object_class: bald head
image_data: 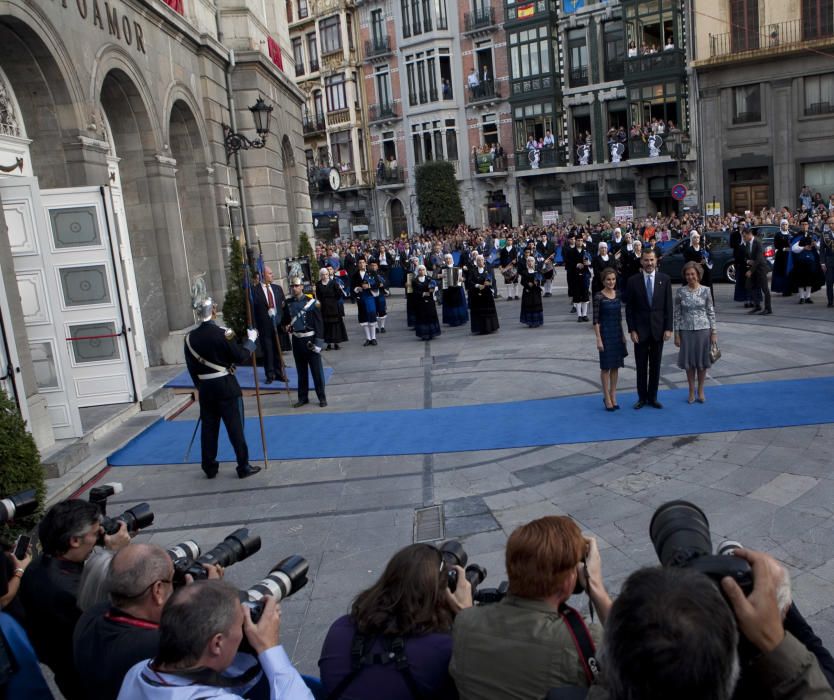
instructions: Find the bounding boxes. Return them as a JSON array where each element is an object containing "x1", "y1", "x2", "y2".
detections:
[
  {"x1": 109, "y1": 543, "x2": 173, "y2": 609},
  {"x1": 263, "y1": 266, "x2": 274, "y2": 283}
]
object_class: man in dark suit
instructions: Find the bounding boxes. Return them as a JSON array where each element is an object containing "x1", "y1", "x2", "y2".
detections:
[
  {"x1": 252, "y1": 266, "x2": 288, "y2": 384},
  {"x1": 625, "y1": 248, "x2": 673, "y2": 409},
  {"x1": 743, "y1": 228, "x2": 772, "y2": 315}
]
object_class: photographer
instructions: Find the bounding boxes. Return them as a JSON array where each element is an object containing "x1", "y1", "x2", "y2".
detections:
[
  {"x1": 318, "y1": 543, "x2": 472, "y2": 699},
  {"x1": 73, "y1": 543, "x2": 222, "y2": 700},
  {"x1": 450, "y1": 516, "x2": 611, "y2": 699},
  {"x1": 19, "y1": 499, "x2": 129, "y2": 699},
  {"x1": 0, "y1": 538, "x2": 32, "y2": 622},
  {"x1": 587, "y1": 548, "x2": 834, "y2": 700},
  {"x1": 118, "y1": 580, "x2": 313, "y2": 699}
]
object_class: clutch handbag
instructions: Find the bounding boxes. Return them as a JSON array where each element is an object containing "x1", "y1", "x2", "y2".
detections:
[{"x1": 709, "y1": 341, "x2": 722, "y2": 363}]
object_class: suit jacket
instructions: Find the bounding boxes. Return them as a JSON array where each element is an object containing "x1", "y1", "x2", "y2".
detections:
[
  {"x1": 744, "y1": 239, "x2": 769, "y2": 286},
  {"x1": 625, "y1": 271, "x2": 673, "y2": 342},
  {"x1": 252, "y1": 283, "x2": 285, "y2": 334}
]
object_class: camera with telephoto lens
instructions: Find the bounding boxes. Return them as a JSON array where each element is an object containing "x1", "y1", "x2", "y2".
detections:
[
  {"x1": 174, "y1": 528, "x2": 261, "y2": 584},
  {"x1": 242, "y1": 555, "x2": 309, "y2": 623},
  {"x1": 649, "y1": 500, "x2": 753, "y2": 595},
  {"x1": 438, "y1": 540, "x2": 487, "y2": 594},
  {"x1": 166, "y1": 540, "x2": 201, "y2": 579},
  {"x1": 89, "y1": 485, "x2": 154, "y2": 544},
  {"x1": 0, "y1": 489, "x2": 38, "y2": 524}
]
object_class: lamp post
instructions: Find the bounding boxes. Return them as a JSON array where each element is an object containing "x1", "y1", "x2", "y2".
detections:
[
  {"x1": 223, "y1": 97, "x2": 274, "y2": 159},
  {"x1": 666, "y1": 130, "x2": 691, "y2": 181}
]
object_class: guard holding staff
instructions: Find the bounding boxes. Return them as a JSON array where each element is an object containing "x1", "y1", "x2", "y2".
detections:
[{"x1": 184, "y1": 298, "x2": 261, "y2": 479}]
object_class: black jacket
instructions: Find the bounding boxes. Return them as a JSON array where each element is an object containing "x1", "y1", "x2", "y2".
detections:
[
  {"x1": 184, "y1": 321, "x2": 255, "y2": 403},
  {"x1": 625, "y1": 271, "x2": 673, "y2": 342},
  {"x1": 73, "y1": 602, "x2": 160, "y2": 700}
]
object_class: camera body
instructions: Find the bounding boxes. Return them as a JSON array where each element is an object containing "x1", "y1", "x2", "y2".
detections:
[
  {"x1": 171, "y1": 529, "x2": 261, "y2": 585},
  {"x1": 650, "y1": 500, "x2": 753, "y2": 596}
]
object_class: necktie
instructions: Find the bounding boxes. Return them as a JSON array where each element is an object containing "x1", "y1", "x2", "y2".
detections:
[
  {"x1": 748, "y1": 241, "x2": 753, "y2": 256},
  {"x1": 646, "y1": 275, "x2": 653, "y2": 305},
  {"x1": 267, "y1": 286, "x2": 275, "y2": 309}
]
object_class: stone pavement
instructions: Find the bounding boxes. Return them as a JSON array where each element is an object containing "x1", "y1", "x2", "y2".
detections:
[{"x1": 97, "y1": 281, "x2": 834, "y2": 677}]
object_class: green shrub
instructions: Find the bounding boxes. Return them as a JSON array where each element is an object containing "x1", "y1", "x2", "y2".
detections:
[
  {"x1": 0, "y1": 389, "x2": 45, "y2": 541},
  {"x1": 415, "y1": 160, "x2": 464, "y2": 231},
  {"x1": 222, "y1": 235, "x2": 248, "y2": 339},
  {"x1": 298, "y1": 231, "x2": 319, "y2": 282}
]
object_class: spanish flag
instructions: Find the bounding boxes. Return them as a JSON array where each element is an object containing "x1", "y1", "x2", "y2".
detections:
[{"x1": 517, "y1": 3, "x2": 535, "y2": 18}]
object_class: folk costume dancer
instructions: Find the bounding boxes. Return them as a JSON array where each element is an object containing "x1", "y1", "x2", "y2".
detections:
[
  {"x1": 316, "y1": 268, "x2": 349, "y2": 350},
  {"x1": 519, "y1": 256, "x2": 544, "y2": 328},
  {"x1": 573, "y1": 237, "x2": 593, "y2": 322},
  {"x1": 351, "y1": 258, "x2": 379, "y2": 346},
  {"x1": 441, "y1": 253, "x2": 468, "y2": 327},
  {"x1": 791, "y1": 225, "x2": 823, "y2": 304},
  {"x1": 282, "y1": 278, "x2": 327, "y2": 408},
  {"x1": 184, "y1": 299, "x2": 261, "y2": 480},
  {"x1": 500, "y1": 236, "x2": 520, "y2": 300},
  {"x1": 413, "y1": 265, "x2": 441, "y2": 341},
  {"x1": 537, "y1": 232, "x2": 556, "y2": 297},
  {"x1": 369, "y1": 259, "x2": 389, "y2": 334},
  {"x1": 563, "y1": 232, "x2": 579, "y2": 313},
  {"x1": 468, "y1": 255, "x2": 500, "y2": 335}
]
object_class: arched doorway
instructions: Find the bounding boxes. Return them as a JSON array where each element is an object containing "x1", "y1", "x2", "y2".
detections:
[
  {"x1": 169, "y1": 98, "x2": 223, "y2": 303},
  {"x1": 100, "y1": 68, "x2": 189, "y2": 363},
  {"x1": 390, "y1": 198, "x2": 407, "y2": 237}
]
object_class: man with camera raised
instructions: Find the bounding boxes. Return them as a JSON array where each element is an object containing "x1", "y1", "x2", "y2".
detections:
[
  {"x1": 19, "y1": 499, "x2": 129, "y2": 699},
  {"x1": 73, "y1": 542, "x2": 223, "y2": 700},
  {"x1": 118, "y1": 579, "x2": 314, "y2": 699},
  {"x1": 450, "y1": 515, "x2": 612, "y2": 699}
]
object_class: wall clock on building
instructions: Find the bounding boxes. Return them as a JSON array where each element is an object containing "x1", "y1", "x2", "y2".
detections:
[{"x1": 328, "y1": 167, "x2": 341, "y2": 191}]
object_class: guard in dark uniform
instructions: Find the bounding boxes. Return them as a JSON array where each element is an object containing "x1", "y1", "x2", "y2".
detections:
[
  {"x1": 282, "y1": 277, "x2": 327, "y2": 408},
  {"x1": 184, "y1": 298, "x2": 261, "y2": 479}
]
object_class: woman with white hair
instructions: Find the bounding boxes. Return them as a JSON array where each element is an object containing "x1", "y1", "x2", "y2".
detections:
[
  {"x1": 683, "y1": 231, "x2": 713, "y2": 299},
  {"x1": 440, "y1": 253, "x2": 468, "y2": 327},
  {"x1": 519, "y1": 255, "x2": 543, "y2": 327},
  {"x1": 467, "y1": 255, "x2": 500, "y2": 335},
  {"x1": 413, "y1": 265, "x2": 441, "y2": 340},
  {"x1": 316, "y1": 267, "x2": 349, "y2": 350}
]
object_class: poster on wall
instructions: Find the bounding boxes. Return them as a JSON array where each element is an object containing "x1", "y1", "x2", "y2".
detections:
[
  {"x1": 614, "y1": 205, "x2": 634, "y2": 220},
  {"x1": 542, "y1": 210, "x2": 559, "y2": 226}
]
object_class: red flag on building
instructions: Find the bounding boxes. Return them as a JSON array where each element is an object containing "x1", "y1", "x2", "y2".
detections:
[
  {"x1": 267, "y1": 37, "x2": 284, "y2": 71},
  {"x1": 162, "y1": 0, "x2": 184, "y2": 15}
]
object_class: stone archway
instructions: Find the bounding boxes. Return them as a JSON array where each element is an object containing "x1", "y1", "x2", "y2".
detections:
[
  {"x1": 100, "y1": 68, "x2": 189, "y2": 363},
  {"x1": 169, "y1": 98, "x2": 224, "y2": 303},
  {"x1": 0, "y1": 16, "x2": 84, "y2": 187}
]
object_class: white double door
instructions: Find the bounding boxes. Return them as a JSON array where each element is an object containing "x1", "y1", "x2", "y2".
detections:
[{"x1": 1, "y1": 179, "x2": 140, "y2": 438}]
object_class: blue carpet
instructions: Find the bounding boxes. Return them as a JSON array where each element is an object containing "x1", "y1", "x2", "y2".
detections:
[
  {"x1": 165, "y1": 365, "x2": 334, "y2": 391},
  {"x1": 109, "y1": 376, "x2": 834, "y2": 466}
]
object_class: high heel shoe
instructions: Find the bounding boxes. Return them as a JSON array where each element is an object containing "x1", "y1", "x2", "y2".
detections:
[{"x1": 603, "y1": 398, "x2": 615, "y2": 412}]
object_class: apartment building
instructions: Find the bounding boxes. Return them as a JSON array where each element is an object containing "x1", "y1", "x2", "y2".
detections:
[
  {"x1": 289, "y1": 0, "x2": 375, "y2": 238},
  {"x1": 692, "y1": 0, "x2": 834, "y2": 213},
  {"x1": 353, "y1": 0, "x2": 518, "y2": 236},
  {"x1": 511, "y1": 0, "x2": 697, "y2": 223}
]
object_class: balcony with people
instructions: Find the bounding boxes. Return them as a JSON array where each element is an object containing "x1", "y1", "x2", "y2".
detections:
[
  {"x1": 375, "y1": 158, "x2": 405, "y2": 188},
  {"x1": 473, "y1": 144, "x2": 510, "y2": 177}
]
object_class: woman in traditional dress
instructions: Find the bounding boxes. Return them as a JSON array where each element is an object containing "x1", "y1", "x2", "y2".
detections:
[
  {"x1": 519, "y1": 256, "x2": 543, "y2": 328},
  {"x1": 413, "y1": 265, "x2": 441, "y2": 341},
  {"x1": 467, "y1": 255, "x2": 500, "y2": 335},
  {"x1": 591, "y1": 242, "x2": 614, "y2": 295},
  {"x1": 683, "y1": 231, "x2": 713, "y2": 300},
  {"x1": 316, "y1": 268, "x2": 348, "y2": 350},
  {"x1": 440, "y1": 254, "x2": 468, "y2": 327},
  {"x1": 573, "y1": 237, "x2": 592, "y2": 322}
]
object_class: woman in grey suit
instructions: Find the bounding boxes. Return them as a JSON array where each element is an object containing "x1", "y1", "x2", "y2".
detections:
[{"x1": 674, "y1": 261, "x2": 717, "y2": 404}]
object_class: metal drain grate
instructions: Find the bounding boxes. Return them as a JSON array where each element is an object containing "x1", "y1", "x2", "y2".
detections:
[{"x1": 413, "y1": 505, "x2": 444, "y2": 542}]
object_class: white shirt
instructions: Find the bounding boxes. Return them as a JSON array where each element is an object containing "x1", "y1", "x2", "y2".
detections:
[{"x1": 117, "y1": 647, "x2": 314, "y2": 700}]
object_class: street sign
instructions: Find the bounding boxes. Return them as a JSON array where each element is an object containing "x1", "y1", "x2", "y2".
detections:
[
  {"x1": 671, "y1": 183, "x2": 687, "y2": 201},
  {"x1": 614, "y1": 205, "x2": 634, "y2": 220},
  {"x1": 706, "y1": 202, "x2": 721, "y2": 216},
  {"x1": 542, "y1": 210, "x2": 559, "y2": 225}
]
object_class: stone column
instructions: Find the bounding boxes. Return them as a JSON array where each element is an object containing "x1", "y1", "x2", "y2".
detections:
[
  {"x1": 63, "y1": 135, "x2": 110, "y2": 187},
  {"x1": 143, "y1": 153, "x2": 193, "y2": 331}
]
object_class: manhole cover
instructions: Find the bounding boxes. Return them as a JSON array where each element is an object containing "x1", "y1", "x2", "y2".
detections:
[{"x1": 413, "y1": 505, "x2": 444, "y2": 542}]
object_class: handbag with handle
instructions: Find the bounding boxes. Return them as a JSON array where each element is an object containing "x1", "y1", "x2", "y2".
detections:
[{"x1": 710, "y1": 341, "x2": 722, "y2": 363}]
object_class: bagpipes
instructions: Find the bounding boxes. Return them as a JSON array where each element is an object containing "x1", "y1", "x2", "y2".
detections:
[{"x1": 502, "y1": 262, "x2": 519, "y2": 283}]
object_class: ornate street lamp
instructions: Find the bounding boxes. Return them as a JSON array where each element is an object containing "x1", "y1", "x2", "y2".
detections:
[
  {"x1": 223, "y1": 97, "x2": 274, "y2": 159},
  {"x1": 666, "y1": 130, "x2": 691, "y2": 180}
]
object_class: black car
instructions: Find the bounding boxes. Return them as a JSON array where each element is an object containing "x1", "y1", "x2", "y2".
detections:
[{"x1": 658, "y1": 232, "x2": 737, "y2": 283}]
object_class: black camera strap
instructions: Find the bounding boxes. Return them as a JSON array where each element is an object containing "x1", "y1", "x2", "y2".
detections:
[
  {"x1": 141, "y1": 661, "x2": 261, "y2": 691},
  {"x1": 559, "y1": 604, "x2": 599, "y2": 685},
  {"x1": 326, "y1": 632, "x2": 427, "y2": 700}
]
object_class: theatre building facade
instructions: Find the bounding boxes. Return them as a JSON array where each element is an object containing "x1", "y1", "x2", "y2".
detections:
[{"x1": 0, "y1": 0, "x2": 311, "y2": 449}]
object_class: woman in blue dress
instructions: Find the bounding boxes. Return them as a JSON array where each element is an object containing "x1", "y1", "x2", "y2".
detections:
[{"x1": 593, "y1": 267, "x2": 627, "y2": 411}]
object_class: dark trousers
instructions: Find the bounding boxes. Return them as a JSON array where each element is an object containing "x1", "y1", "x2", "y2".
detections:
[
  {"x1": 634, "y1": 338, "x2": 664, "y2": 402},
  {"x1": 201, "y1": 395, "x2": 248, "y2": 469},
  {"x1": 750, "y1": 279, "x2": 772, "y2": 310},
  {"x1": 292, "y1": 337, "x2": 326, "y2": 402}
]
